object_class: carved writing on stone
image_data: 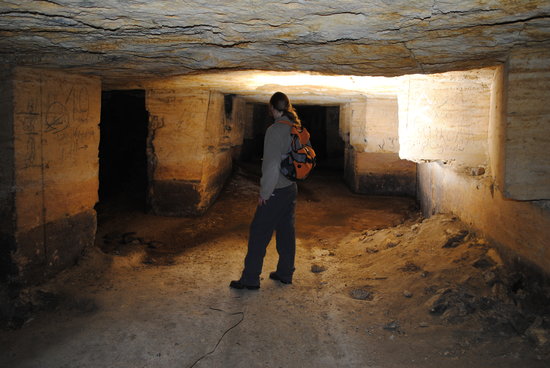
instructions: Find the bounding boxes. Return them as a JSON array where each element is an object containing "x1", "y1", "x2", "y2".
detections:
[{"x1": 16, "y1": 80, "x2": 93, "y2": 170}]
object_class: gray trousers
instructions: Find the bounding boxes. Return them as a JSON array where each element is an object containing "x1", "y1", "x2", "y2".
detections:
[{"x1": 241, "y1": 183, "x2": 297, "y2": 285}]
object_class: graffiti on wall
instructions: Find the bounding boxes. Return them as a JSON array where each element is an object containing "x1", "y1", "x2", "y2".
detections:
[
  {"x1": 401, "y1": 85, "x2": 488, "y2": 163},
  {"x1": 20, "y1": 96, "x2": 41, "y2": 169},
  {"x1": 17, "y1": 82, "x2": 95, "y2": 168}
]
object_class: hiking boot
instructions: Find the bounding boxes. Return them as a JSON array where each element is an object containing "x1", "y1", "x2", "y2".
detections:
[
  {"x1": 269, "y1": 272, "x2": 292, "y2": 284},
  {"x1": 229, "y1": 280, "x2": 260, "y2": 290}
]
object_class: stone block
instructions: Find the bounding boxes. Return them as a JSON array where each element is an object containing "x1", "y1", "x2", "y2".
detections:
[
  {"x1": 146, "y1": 89, "x2": 235, "y2": 216},
  {"x1": 4, "y1": 67, "x2": 101, "y2": 284},
  {"x1": 398, "y1": 68, "x2": 495, "y2": 168},
  {"x1": 13, "y1": 209, "x2": 96, "y2": 284},
  {"x1": 364, "y1": 96, "x2": 399, "y2": 153},
  {"x1": 504, "y1": 48, "x2": 550, "y2": 200},
  {"x1": 346, "y1": 151, "x2": 416, "y2": 197},
  {"x1": 149, "y1": 180, "x2": 202, "y2": 217}
]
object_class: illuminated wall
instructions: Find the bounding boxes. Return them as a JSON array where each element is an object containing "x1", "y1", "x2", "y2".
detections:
[{"x1": 407, "y1": 57, "x2": 550, "y2": 273}]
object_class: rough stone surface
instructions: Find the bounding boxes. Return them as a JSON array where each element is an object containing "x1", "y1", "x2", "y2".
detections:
[
  {"x1": 418, "y1": 161, "x2": 550, "y2": 275},
  {"x1": 504, "y1": 48, "x2": 550, "y2": 200},
  {"x1": 6, "y1": 67, "x2": 101, "y2": 284},
  {"x1": 364, "y1": 97, "x2": 399, "y2": 154},
  {"x1": 1, "y1": 1, "x2": 550, "y2": 81},
  {"x1": 398, "y1": 68, "x2": 495, "y2": 168},
  {"x1": 352, "y1": 153, "x2": 417, "y2": 197},
  {"x1": 149, "y1": 180, "x2": 202, "y2": 217},
  {"x1": 13, "y1": 68, "x2": 100, "y2": 228},
  {"x1": 146, "y1": 89, "x2": 242, "y2": 216},
  {"x1": 15, "y1": 209, "x2": 97, "y2": 283}
]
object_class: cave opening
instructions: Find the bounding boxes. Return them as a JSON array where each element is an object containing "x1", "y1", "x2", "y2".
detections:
[{"x1": 97, "y1": 90, "x2": 149, "y2": 213}]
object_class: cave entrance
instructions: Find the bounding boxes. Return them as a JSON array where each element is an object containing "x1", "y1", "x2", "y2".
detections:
[
  {"x1": 97, "y1": 90, "x2": 148, "y2": 213},
  {"x1": 239, "y1": 103, "x2": 344, "y2": 175}
]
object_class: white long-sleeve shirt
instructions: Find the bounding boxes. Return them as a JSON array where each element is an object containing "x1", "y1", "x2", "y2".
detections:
[{"x1": 259, "y1": 117, "x2": 294, "y2": 200}]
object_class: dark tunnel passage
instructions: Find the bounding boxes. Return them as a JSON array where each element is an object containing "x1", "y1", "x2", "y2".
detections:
[
  {"x1": 97, "y1": 90, "x2": 148, "y2": 213},
  {"x1": 295, "y1": 105, "x2": 344, "y2": 172},
  {"x1": 239, "y1": 103, "x2": 344, "y2": 174}
]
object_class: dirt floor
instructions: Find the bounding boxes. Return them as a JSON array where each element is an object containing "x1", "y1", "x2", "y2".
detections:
[{"x1": 1, "y1": 168, "x2": 549, "y2": 368}]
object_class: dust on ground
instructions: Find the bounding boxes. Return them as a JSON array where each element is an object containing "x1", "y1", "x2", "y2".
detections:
[{"x1": 1, "y1": 168, "x2": 549, "y2": 368}]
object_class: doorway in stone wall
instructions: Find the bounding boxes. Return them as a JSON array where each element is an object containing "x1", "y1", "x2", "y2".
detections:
[
  {"x1": 295, "y1": 105, "x2": 344, "y2": 173},
  {"x1": 97, "y1": 90, "x2": 148, "y2": 213}
]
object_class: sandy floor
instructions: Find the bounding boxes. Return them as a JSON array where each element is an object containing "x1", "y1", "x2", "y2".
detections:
[{"x1": 1, "y1": 169, "x2": 548, "y2": 368}]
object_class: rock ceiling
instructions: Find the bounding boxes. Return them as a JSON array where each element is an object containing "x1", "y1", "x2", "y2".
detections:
[{"x1": 1, "y1": 1, "x2": 550, "y2": 83}]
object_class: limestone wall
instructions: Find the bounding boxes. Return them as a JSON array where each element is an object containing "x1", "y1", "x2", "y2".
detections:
[
  {"x1": 364, "y1": 97, "x2": 400, "y2": 154},
  {"x1": 342, "y1": 97, "x2": 416, "y2": 196},
  {"x1": 227, "y1": 96, "x2": 247, "y2": 160},
  {"x1": 503, "y1": 48, "x2": 550, "y2": 200},
  {"x1": 418, "y1": 162, "x2": 550, "y2": 274},
  {"x1": 398, "y1": 68, "x2": 495, "y2": 170},
  {"x1": 488, "y1": 65, "x2": 505, "y2": 188},
  {"x1": 146, "y1": 89, "x2": 236, "y2": 216},
  {"x1": 9, "y1": 67, "x2": 100, "y2": 283},
  {"x1": 347, "y1": 99, "x2": 367, "y2": 151},
  {"x1": 416, "y1": 57, "x2": 550, "y2": 274},
  {"x1": 200, "y1": 92, "x2": 235, "y2": 210}
]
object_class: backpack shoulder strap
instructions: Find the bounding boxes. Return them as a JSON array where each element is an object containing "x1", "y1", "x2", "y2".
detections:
[{"x1": 277, "y1": 120, "x2": 310, "y2": 145}]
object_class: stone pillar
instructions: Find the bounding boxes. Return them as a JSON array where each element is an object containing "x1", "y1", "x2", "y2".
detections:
[
  {"x1": 1, "y1": 67, "x2": 101, "y2": 284},
  {"x1": 227, "y1": 96, "x2": 247, "y2": 161},
  {"x1": 146, "y1": 89, "x2": 235, "y2": 216},
  {"x1": 411, "y1": 63, "x2": 550, "y2": 275},
  {"x1": 342, "y1": 97, "x2": 416, "y2": 196},
  {"x1": 502, "y1": 48, "x2": 550, "y2": 200}
]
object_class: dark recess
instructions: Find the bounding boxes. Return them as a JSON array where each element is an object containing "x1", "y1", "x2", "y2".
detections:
[
  {"x1": 0, "y1": 234, "x2": 17, "y2": 283},
  {"x1": 295, "y1": 104, "x2": 344, "y2": 172},
  {"x1": 224, "y1": 94, "x2": 236, "y2": 119},
  {"x1": 97, "y1": 90, "x2": 148, "y2": 212}
]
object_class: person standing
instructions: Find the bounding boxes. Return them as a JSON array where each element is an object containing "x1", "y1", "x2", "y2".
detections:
[{"x1": 230, "y1": 92, "x2": 301, "y2": 290}]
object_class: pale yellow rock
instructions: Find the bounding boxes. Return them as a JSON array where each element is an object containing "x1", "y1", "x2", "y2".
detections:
[
  {"x1": 504, "y1": 48, "x2": 550, "y2": 200},
  {"x1": 1, "y1": 1, "x2": 550, "y2": 80},
  {"x1": 12, "y1": 68, "x2": 101, "y2": 231}
]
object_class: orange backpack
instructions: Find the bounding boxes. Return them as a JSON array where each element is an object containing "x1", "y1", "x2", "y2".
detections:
[{"x1": 279, "y1": 120, "x2": 316, "y2": 181}]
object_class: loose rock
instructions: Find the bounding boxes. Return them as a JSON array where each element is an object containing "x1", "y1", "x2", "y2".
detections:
[
  {"x1": 385, "y1": 238, "x2": 400, "y2": 248},
  {"x1": 350, "y1": 288, "x2": 373, "y2": 301},
  {"x1": 442, "y1": 230, "x2": 469, "y2": 248},
  {"x1": 473, "y1": 257, "x2": 496, "y2": 270},
  {"x1": 311, "y1": 264, "x2": 326, "y2": 273},
  {"x1": 383, "y1": 320, "x2": 400, "y2": 331},
  {"x1": 399, "y1": 261, "x2": 421, "y2": 272}
]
